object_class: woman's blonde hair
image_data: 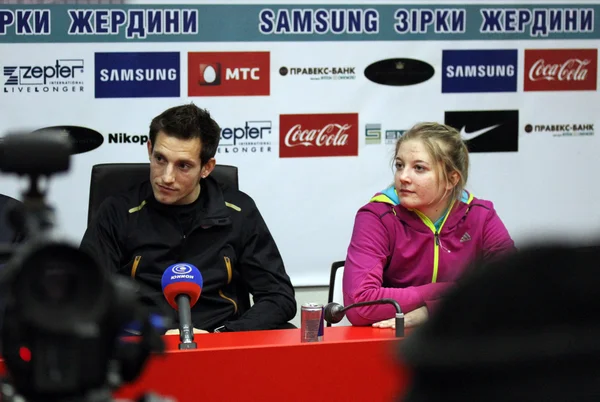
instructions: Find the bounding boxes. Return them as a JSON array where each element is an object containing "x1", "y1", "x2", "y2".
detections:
[{"x1": 394, "y1": 122, "x2": 469, "y2": 201}]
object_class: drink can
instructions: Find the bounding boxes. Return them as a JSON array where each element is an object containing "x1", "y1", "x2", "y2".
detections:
[{"x1": 301, "y1": 302, "x2": 324, "y2": 342}]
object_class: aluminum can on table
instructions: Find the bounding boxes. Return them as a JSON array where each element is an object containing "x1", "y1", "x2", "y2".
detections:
[{"x1": 301, "y1": 302, "x2": 324, "y2": 342}]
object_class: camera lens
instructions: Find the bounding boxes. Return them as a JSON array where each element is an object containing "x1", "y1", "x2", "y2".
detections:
[
  {"x1": 13, "y1": 242, "x2": 113, "y2": 331},
  {"x1": 36, "y1": 263, "x2": 78, "y2": 305}
]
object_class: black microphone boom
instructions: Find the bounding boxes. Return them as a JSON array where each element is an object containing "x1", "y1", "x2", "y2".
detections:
[
  {"x1": 176, "y1": 294, "x2": 197, "y2": 350},
  {"x1": 324, "y1": 298, "x2": 405, "y2": 337}
]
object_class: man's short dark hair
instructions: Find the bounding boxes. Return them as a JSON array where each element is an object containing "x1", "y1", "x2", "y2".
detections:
[{"x1": 149, "y1": 104, "x2": 221, "y2": 166}]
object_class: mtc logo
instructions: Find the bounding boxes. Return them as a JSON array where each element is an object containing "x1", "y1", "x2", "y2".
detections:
[
  {"x1": 198, "y1": 63, "x2": 261, "y2": 86},
  {"x1": 188, "y1": 51, "x2": 270, "y2": 96}
]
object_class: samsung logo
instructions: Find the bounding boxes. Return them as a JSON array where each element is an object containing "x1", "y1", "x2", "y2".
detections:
[
  {"x1": 446, "y1": 65, "x2": 515, "y2": 78},
  {"x1": 441, "y1": 50, "x2": 518, "y2": 93},
  {"x1": 94, "y1": 52, "x2": 180, "y2": 98},
  {"x1": 99, "y1": 68, "x2": 177, "y2": 82}
]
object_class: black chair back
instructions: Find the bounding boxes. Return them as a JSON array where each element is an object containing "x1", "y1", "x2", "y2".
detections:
[
  {"x1": 327, "y1": 260, "x2": 345, "y2": 327},
  {"x1": 87, "y1": 163, "x2": 238, "y2": 225}
]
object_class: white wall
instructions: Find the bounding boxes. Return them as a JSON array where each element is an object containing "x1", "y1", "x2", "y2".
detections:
[{"x1": 290, "y1": 287, "x2": 330, "y2": 328}]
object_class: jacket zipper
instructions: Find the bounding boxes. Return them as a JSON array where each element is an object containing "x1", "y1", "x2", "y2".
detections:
[
  {"x1": 131, "y1": 255, "x2": 142, "y2": 278},
  {"x1": 174, "y1": 215, "x2": 237, "y2": 312},
  {"x1": 224, "y1": 256, "x2": 232, "y2": 284},
  {"x1": 175, "y1": 219, "x2": 188, "y2": 248},
  {"x1": 219, "y1": 255, "x2": 237, "y2": 314},
  {"x1": 220, "y1": 255, "x2": 237, "y2": 313},
  {"x1": 413, "y1": 199, "x2": 456, "y2": 283},
  {"x1": 432, "y1": 232, "x2": 440, "y2": 283},
  {"x1": 219, "y1": 290, "x2": 238, "y2": 314}
]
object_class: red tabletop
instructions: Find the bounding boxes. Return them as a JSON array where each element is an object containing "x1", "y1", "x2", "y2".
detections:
[
  {"x1": 116, "y1": 326, "x2": 411, "y2": 401},
  {"x1": 0, "y1": 326, "x2": 411, "y2": 402}
]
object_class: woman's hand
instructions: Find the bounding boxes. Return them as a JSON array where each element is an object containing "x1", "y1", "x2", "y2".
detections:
[
  {"x1": 372, "y1": 318, "x2": 396, "y2": 329},
  {"x1": 372, "y1": 306, "x2": 429, "y2": 329}
]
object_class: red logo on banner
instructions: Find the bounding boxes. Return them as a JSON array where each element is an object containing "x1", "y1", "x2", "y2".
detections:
[
  {"x1": 524, "y1": 49, "x2": 597, "y2": 91},
  {"x1": 188, "y1": 52, "x2": 270, "y2": 96},
  {"x1": 279, "y1": 113, "x2": 359, "y2": 158}
]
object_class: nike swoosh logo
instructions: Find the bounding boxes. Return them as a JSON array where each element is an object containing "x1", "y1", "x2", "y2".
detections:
[{"x1": 459, "y1": 124, "x2": 501, "y2": 141}]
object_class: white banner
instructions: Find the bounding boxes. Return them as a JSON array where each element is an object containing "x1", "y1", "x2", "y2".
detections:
[{"x1": 1, "y1": 2, "x2": 599, "y2": 286}]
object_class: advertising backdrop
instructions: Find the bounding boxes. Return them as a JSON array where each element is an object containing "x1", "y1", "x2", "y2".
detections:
[{"x1": 1, "y1": 1, "x2": 599, "y2": 285}]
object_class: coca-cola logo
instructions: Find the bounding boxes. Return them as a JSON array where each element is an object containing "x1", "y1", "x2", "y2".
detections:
[
  {"x1": 528, "y1": 58, "x2": 590, "y2": 82},
  {"x1": 524, "y1": 49, "x2": 597, "y2": 91},
  {"x1": 279, "y1": 113, "x2": 359, "y2": 158},
  {"x1": 284, "y1": 123, "x2": 351, "y2": 148}
]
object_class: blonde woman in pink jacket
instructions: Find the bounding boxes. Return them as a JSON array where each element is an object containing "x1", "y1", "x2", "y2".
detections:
[{"x1": 343, "y1": 122, "x2": 515, "y2": 329}]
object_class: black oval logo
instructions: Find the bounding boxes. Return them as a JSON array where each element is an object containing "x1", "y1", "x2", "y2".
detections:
[
  {"x1": 364, "y1": 58, "x2": 435, "y2": 86},
  {"x1": 32, "y1": 126, "x2": 104, "y2": 154}
]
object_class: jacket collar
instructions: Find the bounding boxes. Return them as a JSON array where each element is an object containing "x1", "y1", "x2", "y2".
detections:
[
  {"x1": 143, "y1": 176, "x2": 232, "y2": 227},
  {"x1": 391, "y1": 194, "x2": 475, "y2": 233}
]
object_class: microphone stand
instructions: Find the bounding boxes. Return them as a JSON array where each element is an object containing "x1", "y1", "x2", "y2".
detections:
[
  {"x1": 175, "y1": 295, "x2": 197, "y2": 350},
  {"x1": 339, "y1": 298, "x2": 405, "y2": 337}
]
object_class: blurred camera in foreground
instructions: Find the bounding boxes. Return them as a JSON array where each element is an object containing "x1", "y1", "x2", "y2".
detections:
[{"x1": 0, "y1": 129, "x2": 170, "y2": 402}]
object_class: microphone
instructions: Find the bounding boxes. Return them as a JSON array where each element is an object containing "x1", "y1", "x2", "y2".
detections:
[
  {"x1": 161, "y1": 263, "x2": 203, "y2": 350},
  {"x1": 324, "y1": 298, "x2": 405, "y2": 337}
]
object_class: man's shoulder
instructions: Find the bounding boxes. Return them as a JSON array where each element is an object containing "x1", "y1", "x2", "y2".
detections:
[
  {"x1": 97, "y1": 181, "x2": 150, "y2": 217},
  {"x1": 220, "y1": 185, "x2": 259, "y2": 215}
]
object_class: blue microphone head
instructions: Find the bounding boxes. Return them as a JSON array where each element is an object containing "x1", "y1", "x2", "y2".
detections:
[{"x1": 161, "y1": 263, "x2": 203, "y2": 310}]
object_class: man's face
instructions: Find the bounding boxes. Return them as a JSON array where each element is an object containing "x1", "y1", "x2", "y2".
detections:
[{"x1": 147, "y1": 131, "x2": 204, "y2": 205}]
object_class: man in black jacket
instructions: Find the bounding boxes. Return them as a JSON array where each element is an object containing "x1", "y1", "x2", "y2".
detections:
[{"x1": 80, "y1": 104, "x2": 296, "y2": 333}]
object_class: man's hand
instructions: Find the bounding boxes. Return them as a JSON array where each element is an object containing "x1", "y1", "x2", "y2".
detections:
[
  {"x1": 165, "y1": 328, "x2": 208, "y2": 335},
  {"x1": 372, "y1": 306, "x2": 429, "y2": 329}
]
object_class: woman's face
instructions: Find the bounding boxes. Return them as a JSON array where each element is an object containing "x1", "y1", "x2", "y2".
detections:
[{"x1": 394, "y1": 139, "x2": 455, "y2": 216}]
